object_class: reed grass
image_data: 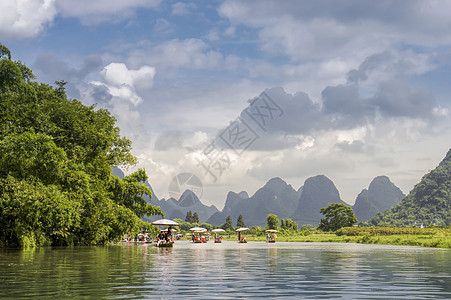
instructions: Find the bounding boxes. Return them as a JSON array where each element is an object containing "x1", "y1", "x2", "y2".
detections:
[{"x1": 220, "y1": 227, "x2": 451, "y2": 248}]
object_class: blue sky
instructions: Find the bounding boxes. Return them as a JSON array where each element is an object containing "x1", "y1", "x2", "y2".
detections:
[{"x1": 2, "y1": 0, "x2": 451, "y2": 209}]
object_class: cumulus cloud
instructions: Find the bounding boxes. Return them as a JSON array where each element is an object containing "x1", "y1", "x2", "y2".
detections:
[
  {"x1": 322, "y1": 84, "x2": 374, "y2": 128},
  {"x1": 370, "y1": 80, "x2": 438, "y2": 119},
  {"x1": 75, "y1": 62, "x2": 157, "y2": 145},
  {"x1": 92, "y1": 62, "x2": 156, "y2": 106},
  {"x1": 216, "y1": 72, "x2": 448, "y2": 152},
  {"x1": 218, "y1": 0, "x2": 451, "y2": 62},
  {"x1": 0, "y1": 0, "x2": 164, "y2": 39},
  {"x1": 0, "y1": 0, "x2": 57, "y2": 39},
  {"x1": 346, "y1": 51, "x2": 434, "y2": 87}
]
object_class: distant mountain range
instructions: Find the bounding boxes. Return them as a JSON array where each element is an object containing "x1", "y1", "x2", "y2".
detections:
[
  {"x1": 112, "y1": 167, "x2": 406, "y2": 227},
  {"x1": 206, "y1": 174, "x2": 405, "y2": 227},
  {"x1": 149, "y1": 190, "x2": 219, "y2": 223},
  {"x1": 113, "y1": 148, "x2": 451, "y2": 228},
  {"x1": 111, "y1": 167, "x2": 219, "y2": 223}
]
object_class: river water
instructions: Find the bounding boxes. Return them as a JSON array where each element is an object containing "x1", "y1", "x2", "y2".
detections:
[{"x1": 1, "y1": 241, "x2": 450, "y2": 299}]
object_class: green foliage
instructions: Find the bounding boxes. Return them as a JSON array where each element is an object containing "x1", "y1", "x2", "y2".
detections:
[
  {"x1": 222, "y1": 216, "x2": 234, "y2": 231},
  {"x1": 318, "y1": 203, "x2": 357, "y2": 232},
  {"x1": 281, "y1": 218, "x2": 298, "y2": 230},
  {"x1": 199, "y1": 223, "x2": 213, "y2": 231},
  {"x1": 173, "y1": 219, "x2": 192, "y2": 231},
  {"x1": 108, "y1": 169, "x2": 162, "y2": 218},
  {"x1": 193, "y1": 212, "x2": 200, "y2": 223},
  {"x1": 185, "y1": 211, "x2": 193, "y2": 223},
  {"x1": 336, "y1": 226, "x2": 451, "y2": 236},
  {"x1": 0, "y1": 44, "x2": 11, "y2": 60},
  {"x1": 0, "y1": 132, "x2": 67, "y2": 185},
  {"x1": 236, "y1": 214, "x2": 246, "y2": 227},
  {"x1": 0, "y1": 45, "x2": 160, "y2": 248},
  {"x1": 183, "y1": 211, "x2": 200, "y2": 224},
  {"x1": 370, "y1": 148, "x2": 451, "y2": 227},
  {"x1": 249, "y1": 226, "x2": 264, "y2": 236},
  {"x1": 266, "y1": 213, "x2": 279, "y2": 230}
]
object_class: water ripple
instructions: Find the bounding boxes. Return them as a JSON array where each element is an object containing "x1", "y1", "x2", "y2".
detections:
[{"x1": 0, "y1": 242, "x2": 450, "y2": 299}]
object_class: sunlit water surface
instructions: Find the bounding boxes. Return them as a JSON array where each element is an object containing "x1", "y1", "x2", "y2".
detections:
[{"x1": 1, "y1": 241, "x2": 450, "y2": 299}]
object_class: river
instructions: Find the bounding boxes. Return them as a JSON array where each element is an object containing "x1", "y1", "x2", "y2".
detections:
[{"x1": 1, "y1": 241, "x2": 450, "y2": 299}]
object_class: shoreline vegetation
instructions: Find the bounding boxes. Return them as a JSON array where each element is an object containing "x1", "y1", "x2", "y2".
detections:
[{"x1": 177, "y1": 227, "x2": 451, "y2": 249}]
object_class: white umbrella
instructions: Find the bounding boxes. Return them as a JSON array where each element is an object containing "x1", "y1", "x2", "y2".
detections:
[
  {"x1": 151, "y1": 219, "x2": 179, "y2": 226},
  {"x1": 265, "y1": 229, "x2": 279, "y2": 233},
  {"x1": 235, "y1": 227, "x2": 250, "y2": 232},
  {"x1": 212, "y1": 228, "x2": 225, "y2": 232},
  {"x1": 189, "y1": 227, "x2": 207, "y2": 232}
]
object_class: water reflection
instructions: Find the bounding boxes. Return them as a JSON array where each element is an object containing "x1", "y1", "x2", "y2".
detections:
[{"x1": 0, "y1": 242, "x2": 450, "y2": 299}]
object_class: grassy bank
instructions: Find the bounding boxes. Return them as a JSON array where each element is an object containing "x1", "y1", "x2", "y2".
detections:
[{"x1": 219, "y1": 227, "x2": 451, "y2": 249}]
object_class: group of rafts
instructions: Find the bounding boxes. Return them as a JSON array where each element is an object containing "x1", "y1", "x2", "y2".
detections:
[{"x1": 151, "y1": 219, "x2": 278, "y2": 247}]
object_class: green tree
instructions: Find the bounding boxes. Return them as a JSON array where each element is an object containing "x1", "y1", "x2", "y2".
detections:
[
  {"x1": 222, "y1": 216, "x2": 234, "y2": 231},
  {"x1": 266, "y1": 213, "x2": 279, "y2": 230},
  {"x1": 0, "y1": 44, "x2": 161, "y2": 248},
  {"x1": 108, "y1": 169, "x2": 162, "y2": 218},
  {"x1": 193, "y1": 212, "x2": 200, "y2": 223},
  {"x1": 318, "y1": 203, "x2": 357, "y2": 232},
  {"x1": 0, "y1": 44, "x2": 11, "y2": 60},
  {"x1": 185, "y1": 211, "x2": 193, "y2": 223},
  {"x1": 236, "y1": 214, "x2": 246, "y2": 227},
  {"x1": 281, "y1": 218, "x2": 298, "y2": 230}
]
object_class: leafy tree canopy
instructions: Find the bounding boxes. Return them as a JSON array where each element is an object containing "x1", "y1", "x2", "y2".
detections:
[
  {"x1": 0, "y1": 44, "x2": 161, "y2": 248},
  {"x1": 318, "y1": 203, "x2": 357, "y2": 232},
  {"x1": 222, "y1": 216, "x2": 234, "y2": 231},
  {"x1": 193, "y1": 212, "x2": 200, "y2": 224},
  {"x1": 185, "y1": 211, "x2": 193, "y2": 223},
  {"x1": 266, "y1": 213, "x2": 279, "y2": 230},
  {"x1": 236, "y1": 214, "x2": 246, "y2": 228},
  {"x1": 281, "y1": 218, "x2": 298, "y2": 231}
]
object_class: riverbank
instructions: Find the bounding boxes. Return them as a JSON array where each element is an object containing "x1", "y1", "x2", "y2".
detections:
[
  {"x1": 217, "y1": 227, "x2": 451, "y2": 249},
  {"x1": 231, "y1": 234, "x2": 451, "y2": 248}
]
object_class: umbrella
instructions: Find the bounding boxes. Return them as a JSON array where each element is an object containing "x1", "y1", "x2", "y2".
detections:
[
  {"x1": 212, "y1": 229, "x2": 225, "y2": 233},
  {"x1": 235, "y1": 227, "x2": 250, "y2": 232},
  {"x1": 152, "y1": 219, "x2": 179, "y2": 226},
  {"x1": 189, "y1": 227, "x2": 207, "y2": 232},
  {"x1": 265, "y1": 229, "x2": 279, "y2": 233}
]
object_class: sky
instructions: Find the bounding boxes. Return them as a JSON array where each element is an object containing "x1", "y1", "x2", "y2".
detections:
[{"x1": 2, "y1": 0, "x2": 451, "y2": 209}]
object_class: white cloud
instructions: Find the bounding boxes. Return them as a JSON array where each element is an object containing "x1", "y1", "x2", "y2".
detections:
[
  {"x1": 218, "y1": 0, "x2": 451, "y2": 62},
  {"x1": 171, "y1": 2, "x2": 196, "y2": 16},
  {"x1": 127, "y1": 39, "x2": 223, "y2": 71},
  {"x1": 0, "y1": 0, "x2": 164, "y2": 39},
  {"x1": 81, "y1": 62, "x2": 155, "y2": 148},
  {"x1": 95, "y1": 62, "x2": 155, "y2": 106},
  {"x1": 0, "y1": 0, "x2": 57, "y2": 39},
  {"x1": 56, "y1": 0, "x2": 162, "y2": 24}
]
